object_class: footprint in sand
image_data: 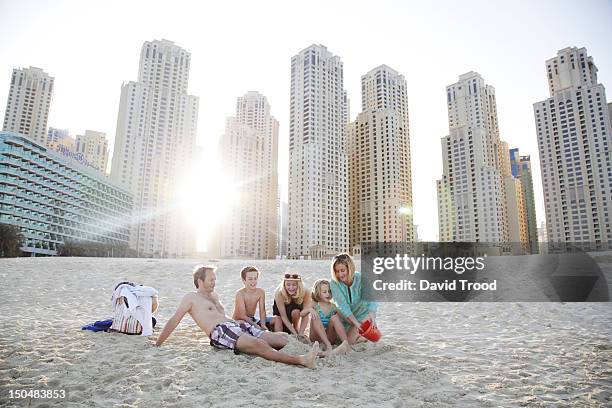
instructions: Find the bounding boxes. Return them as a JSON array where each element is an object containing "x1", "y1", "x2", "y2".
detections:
[
  {"x1": 71, "y1": 384, "x2": 87, "y2": 391},
  {"x1": 101, "y1": 372, "x2": 126, "y2": 384},
  {"x1": 47, "y1": 379, "x2": 61, "y2": 387}
]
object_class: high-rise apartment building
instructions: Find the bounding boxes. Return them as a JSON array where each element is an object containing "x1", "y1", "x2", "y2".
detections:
[
  {"x1": 437, "y1": 72, "x2": 511, "y2": 245},
  {"x1": 218, "y1": 92, "x2": 278, "y2": 259},
  {"x1": 360, "y1": 65, "x2": 410, "y2": 125},
  {"x1": 75, "y1": 130, "x2": 109, "y2": 174},
  {"x1": 504, "y1": 173, "x2": 529, "y2": 253},
  {"x1": 110, "y1": 39, "x2": 199, "y2": 257},
  {"x1": 509, "y1": 148, "x2": 539, "y2": 252},
  {"x1": 534, "y1": 47, "x2": 612, "y2": 246},
  {"x1": 500, "y1": 140, "x2": 529, "y2": 254},
  {"x1": 288, "y1": 45, "x2": 348, "y2": 259},
  {"x1": 280, "y1": 201, "x2": 288, "y2": 257},
  {"x1": 349, "y1": 65, "x2": 413, "y2": 248},
  {"x1": 2, "y1": 67, "x2": 54, "y2": 146},
  {"x1": 538, "y1": 221, "x2": 548, "y2": 253}
]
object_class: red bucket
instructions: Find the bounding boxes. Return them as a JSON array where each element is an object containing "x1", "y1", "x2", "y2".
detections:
[{"x1": 359, "y1": 320, "x2": 381, "y2": 342}]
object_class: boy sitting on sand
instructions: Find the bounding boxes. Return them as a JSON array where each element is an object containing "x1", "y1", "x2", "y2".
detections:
[
  {"x1": 155, "y1": 265, "x2": 318, "y2": 368},
  {"x1": 232, "y1": 266, "x2": 269, "y2": 330}
]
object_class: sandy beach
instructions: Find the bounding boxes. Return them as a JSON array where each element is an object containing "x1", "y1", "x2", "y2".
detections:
[{"x1": 0, "y1": 257, "x2": 611, "y2": 407}]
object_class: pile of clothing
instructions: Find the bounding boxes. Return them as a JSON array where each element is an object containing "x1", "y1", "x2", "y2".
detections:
[{"x1": 82, "y1": 281, "x2": 158, "y2": 336}]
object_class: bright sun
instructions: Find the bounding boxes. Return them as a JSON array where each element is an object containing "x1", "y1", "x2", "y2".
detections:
[{"x1": 175, "y1": 153, "x2": 237, "y2": 252}]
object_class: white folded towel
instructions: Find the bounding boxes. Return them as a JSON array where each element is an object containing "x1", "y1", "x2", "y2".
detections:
[{"x1": 111, "y1": 284, "x2": 158, "y2": 336}]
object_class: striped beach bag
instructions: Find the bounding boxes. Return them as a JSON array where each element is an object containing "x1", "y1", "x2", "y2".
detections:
[{"x1": 110, "y1": 296, "x2": 145, "y2": 335}]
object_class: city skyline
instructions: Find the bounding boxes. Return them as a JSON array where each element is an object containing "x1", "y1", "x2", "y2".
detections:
[{"x1": 1, "y1": 0, "x2": 611, "y2": 249}]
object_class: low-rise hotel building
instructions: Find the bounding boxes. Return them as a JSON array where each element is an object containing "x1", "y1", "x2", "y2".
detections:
[{"x1": 0, "y1": 131, "x2": 132, "y2": 255}]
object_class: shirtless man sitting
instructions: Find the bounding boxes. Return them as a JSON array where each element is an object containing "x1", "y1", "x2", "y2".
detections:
[{"x1": 155, "y1": 265, "x2": 318, "y2": 368}]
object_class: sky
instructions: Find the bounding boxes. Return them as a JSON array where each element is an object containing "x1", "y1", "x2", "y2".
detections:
[{"x1": 0, "y1": 0, "x2": 611, "y2": 249}]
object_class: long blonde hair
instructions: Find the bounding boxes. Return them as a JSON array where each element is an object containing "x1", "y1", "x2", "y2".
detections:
[
  {"x1": 330, "y1": 253, "x2": 356, "y2": 284},
  {"x1": 276, "y1": 275, "x2": 305, "y2": 305}
]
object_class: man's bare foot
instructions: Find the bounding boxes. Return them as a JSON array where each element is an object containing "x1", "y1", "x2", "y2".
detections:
[
  {"x1": 300, "y1": 341, "x2": 319, "y2": 369},
  {"x1": 330, "y1": 340, "x2": 350, "y2": 356}
]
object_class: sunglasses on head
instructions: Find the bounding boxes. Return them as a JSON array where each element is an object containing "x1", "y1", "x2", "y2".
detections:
[
  {"x1": 284, "y1": 273, "x2": 301, "y2": 280},
  {"x1": 334, "y1": 254, "x2": 349, "y2": 260}
]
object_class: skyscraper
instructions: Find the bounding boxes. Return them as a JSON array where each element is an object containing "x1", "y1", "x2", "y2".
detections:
[
  {"x1": 75, "y1": 130, "x2": 109, "y2": 174},
  {"x1": 437, "y1": 72, "x2": 512, "y2": 246},
  {"x1": 538, "y1": 221, "x2": 548, "y2": 253},
  {"x1": 349, "y1": 65, "x2": 413, "y2": 249},
  {"x1": 218, "y1": 91, "x2": 279, "y2": 259},
  {"x1": 280, "y1": 201, "x2": 288, "y2": 257},
  {"x1": 288, "y1": 45, "x2": 348, "y2": 259},
  {"x1": 500, "y1": 140, "x2": 530, "y2": 254},
  {"x1": 509, "y1": 148, "x2": 539, "y2": 253},
  {"x1": 2, "y1": 67, "x2": 54, "y2": 146},
  {"x1": 504, "y1": 171, "x2": 529, "y2": 254},
  {"x1": 534, "y1": 47, "x2": 612, "y2": 246},
  {"x1": 110, "y1": 40, "x2": 199, "y2": 257}
]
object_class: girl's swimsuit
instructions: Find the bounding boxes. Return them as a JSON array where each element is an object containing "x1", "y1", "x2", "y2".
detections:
[
  {"x1": 315, "y1": 303, "x2": 335, "y2": 329},
  {"x1": 272, "y1": 299, "x2": 303, "y2": 333}
]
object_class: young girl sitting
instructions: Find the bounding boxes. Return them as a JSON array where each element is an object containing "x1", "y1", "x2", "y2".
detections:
[
  {"x1": 271, "y1": 272, "x2": 311, "y2": 338},
  {"x1": 301, "y1": 279, "x2": 350, "y2": 356}
]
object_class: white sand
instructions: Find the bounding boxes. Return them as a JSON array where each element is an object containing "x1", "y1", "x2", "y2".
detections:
[{"x1": 0, "y1": 257, "x2": 611, "y2": 407}]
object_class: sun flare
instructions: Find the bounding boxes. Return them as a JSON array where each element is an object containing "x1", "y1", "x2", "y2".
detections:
[{"x1": 175, "y1": 155, "x2": 237, "y2": 251}]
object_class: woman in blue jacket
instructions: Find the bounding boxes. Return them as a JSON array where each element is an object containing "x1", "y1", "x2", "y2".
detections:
[{"x1": 329, "y1": 253, "x2": 378, "y2": 344}]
